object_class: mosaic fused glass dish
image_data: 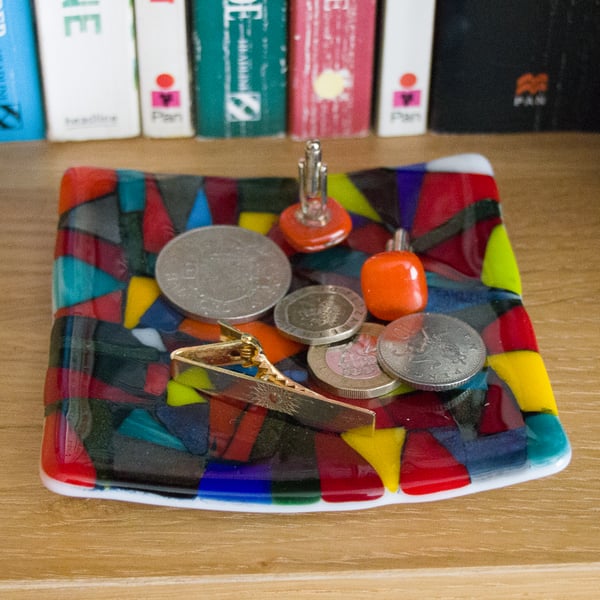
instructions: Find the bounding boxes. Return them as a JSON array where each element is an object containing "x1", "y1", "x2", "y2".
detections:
[{"x1": 41, "y1": 153, "x2": 571, "y2": 512}]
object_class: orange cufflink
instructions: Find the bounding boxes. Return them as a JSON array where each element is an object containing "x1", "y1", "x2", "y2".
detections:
[
  {"x1": 279, "y1": 139, "x2": 352, "y2": 253},
  {"x1": 360, "y1": 229, "x2": 428, "y2": 321}
]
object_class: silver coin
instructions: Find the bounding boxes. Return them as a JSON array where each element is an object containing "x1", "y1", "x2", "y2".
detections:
[
  {"x1": 307, "y1": 323, "x2": 400, "y2": 399},
  {"x1": 155, "y1": 225, "x2": 292, "y2": 324},
  {"x1": 377, "y1": 313, "x2": 487, "y2": 391},
  {"x1": 274, "y1": 285, "x2": 366, "y2": 345}
]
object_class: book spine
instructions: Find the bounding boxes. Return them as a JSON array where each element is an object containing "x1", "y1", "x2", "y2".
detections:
[
  {"x1": 288, "y1": 0, "x2": 377, "y2": 140},
  {"x1": 134, "y1": 0, "x2": 194, "y2": 138},
  {"x1": 374, "y1": 0, "x2": 435, "y2": 137},
  {"x1": 192, "y1": 0, "x2": 287, "y2": 138},
  {"x1": 34, "y1": 0, "x2": 140, "y2": 141},
  {"x1": 0, "y1": 0, "x2": 45, "y2": 142}
]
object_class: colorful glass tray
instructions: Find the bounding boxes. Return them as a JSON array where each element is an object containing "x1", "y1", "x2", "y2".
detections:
[{"x1": 41, "y1": 153, "x2": 571, "y2": 512}]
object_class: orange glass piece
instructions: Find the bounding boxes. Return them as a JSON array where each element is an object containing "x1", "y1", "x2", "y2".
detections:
[
  {"x1": 361, "y1": 249, "x2": 428, "y2": 321},
  {"x1": 279, "y1": 197, "x2": 352, "y2": 252}
]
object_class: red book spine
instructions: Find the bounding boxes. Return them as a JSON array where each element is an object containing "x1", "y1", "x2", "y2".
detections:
[{"x1": 288, "y1": 0, "x2": 377, "y2": 139}]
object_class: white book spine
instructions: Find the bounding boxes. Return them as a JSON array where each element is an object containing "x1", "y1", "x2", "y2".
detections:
[
  {"x1": 35, "y1": 1, "x2": 140, "y2": 141},
  {"x1": 134, "y1": 0, "x2": 194, "y2": 138},
  {"x1": 375, "y1": 0, "x2": 436, "y2": 137}
]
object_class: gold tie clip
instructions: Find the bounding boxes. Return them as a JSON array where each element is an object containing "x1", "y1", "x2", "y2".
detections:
[{"x1": 171, "y1": 322, "x2": 375, "y2": 435}]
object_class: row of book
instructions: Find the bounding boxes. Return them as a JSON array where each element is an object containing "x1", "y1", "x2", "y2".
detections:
[{"x1": 2, "y1": 0, "x2": 598, "y2": 143}]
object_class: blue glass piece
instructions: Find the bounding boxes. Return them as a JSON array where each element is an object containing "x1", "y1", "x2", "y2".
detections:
[
  {"x1": 138, "y1": 296, "x2": 184, "y2": 333},
  {"x1": 465, "y1": 428, "x2": 528, "y2": 477},
  {"x1": 156, "y1": 403, "x2": 209, "y2": 455},
  {"x1": 526, "y1": 413, "x2": 571, "y2": 465},
  {"x1": 118, "y1": 408, "x2": 188, "y2": 452},
  {"x1": 425, "y1": 280, "x2": 496, "y2": 314},
  {"x1": 53, "y1": 256, "x2": 126, "y2": 309},
  {"x1": 198, "y1": 460, "x2": 272, "y2": 504},
  {"x1": 186, "y1": 187, "x2": 213, "y2": 229},
  {"x1": 432, "y1": 426, "x2": 528, "y2": 478},
  {"x1": 349, "y1": 212, "x2": 372, "y2": 228},
  {"x1": 396, "y1": 165, "x2": 426, "y2": 230},
  {"x1": 117, "y1": 170, "x2": 146, "y2": 213}
]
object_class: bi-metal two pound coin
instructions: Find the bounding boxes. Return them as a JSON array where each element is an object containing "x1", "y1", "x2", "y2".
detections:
[
  {"x1": 377, "y1": 312, "x2": 487, "y2": 391},
  {"x1": 155, "y1": 225, "x2": 292, "y2": 324},
  {"x1": 274, "y1": 284, "x2": 367, "y2": 345},
  {"x1": 307, "y1": 322, "x2": 400, "y2": 399}
]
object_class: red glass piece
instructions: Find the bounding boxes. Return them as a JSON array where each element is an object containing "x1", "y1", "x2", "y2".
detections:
[
  {"x1": 41, "y1": 411, "x2": 97, "y2": 487},
  {"x1": 279, "y1": 197, "x2": 352, "y2": 252},
  {"x1": 400, "y1": 430, "x2": 470, "y2": 495},
  {"x1": 314, "y1": 432, "x2": 384, "y2": 503}
]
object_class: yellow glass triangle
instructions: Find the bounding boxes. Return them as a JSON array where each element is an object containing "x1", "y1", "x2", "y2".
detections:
[
  {"x1": 487, "y1": 351, "x2": 557, "y2": 415},
  {"x1": 328, "y1": 174, "x2": 382, "y2": 222},
  {"x1": 166, "y1": 380, "x2": 206, "y2": 407},
  {"x1": 481, "y1": 224, "x2": 522, "y2": 295},
  {"x1": 342, "y1": 427, "x2": 406, "y2": 492},
  {"x1": 238, "y1": 211, "x2": 279, "y2": 235},
  {"x1": 124, "y1": 276, "x2": 161, "y2": 329}
]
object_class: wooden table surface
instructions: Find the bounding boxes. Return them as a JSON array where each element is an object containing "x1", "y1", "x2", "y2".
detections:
[{"x1": 1, "y1": 133, "x2": 599, "y2": 599}]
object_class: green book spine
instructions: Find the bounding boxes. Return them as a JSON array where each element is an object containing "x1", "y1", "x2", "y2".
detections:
[{"x1": 192, "y1": 0, "x2": 287, "y2": 138}]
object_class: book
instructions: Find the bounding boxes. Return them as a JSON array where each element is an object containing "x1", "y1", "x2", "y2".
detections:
[
  {"x1": 0, "y1": 0, "x2": 45, "y2": 142},
  {"x1": 134, "y1": 0, "x2": 194, "y2": 138},
  {"x1": 374, "y1": 0, "x2": 436, "y2": 137},
  {"x1": 34, "y1": 0, "x2": 140, "y2": 141},
  {"x1": 288, "y1": 0, "x2": 378, "y2": 140},
  {"x1": 191, "y1": 0, "x2": 287, "y2": 138},
  {"x1": 429, "y1": 0, "x2": 600, "y2": 133}
]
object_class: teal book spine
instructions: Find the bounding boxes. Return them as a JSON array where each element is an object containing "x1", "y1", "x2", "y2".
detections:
[
  {"x1": 0, "y1": 0, "x2": 45, "y2": 142},
  {"x1": 192, "y1": 0, "x2": 287, "y2": 138}
]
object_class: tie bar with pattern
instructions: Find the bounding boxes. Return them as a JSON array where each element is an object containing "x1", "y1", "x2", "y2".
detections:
[{"x1": 170, "y1": 323, "x2": 376, "y2": 435}]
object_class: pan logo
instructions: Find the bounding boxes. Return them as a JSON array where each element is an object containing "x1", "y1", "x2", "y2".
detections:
[
  {"x1": 514, "y1": 73, "x2": 548, "y2": 107},
  {"x1": 151, "y1": 73, "x2": 181, "y2": 108},
  {"x1": 392, "y1": 73, "x2": 422, "y2": 108}
]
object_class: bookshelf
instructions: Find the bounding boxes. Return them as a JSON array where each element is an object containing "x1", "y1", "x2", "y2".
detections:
[{"x1": 1, "y1": 131, "x2": 599, "y2": 597}]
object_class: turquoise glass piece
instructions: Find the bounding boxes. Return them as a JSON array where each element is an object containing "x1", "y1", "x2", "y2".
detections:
[
  {"x1": 117, "y1": 169, "x2": 146, "y2": 213},
  {"x1": 526, "y1": 413, "x2": 571, "y2": 466},
  {"x1": 53, "y1": 256, "x2": 126, "y2": 309},
  {"x1": 118, "y1": 408, "x2": 188, "y2": 453}
]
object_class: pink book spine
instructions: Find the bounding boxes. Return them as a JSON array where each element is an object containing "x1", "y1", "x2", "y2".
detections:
[{"x1": 288, "y1": 0, "x2": 377, "y2": 139}]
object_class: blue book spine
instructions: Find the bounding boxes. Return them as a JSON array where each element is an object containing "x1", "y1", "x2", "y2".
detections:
[{"x1": 0, "y1": 0, "x2": 45, "y2": 142}]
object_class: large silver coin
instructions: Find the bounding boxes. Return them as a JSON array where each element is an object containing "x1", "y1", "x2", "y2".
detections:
[
  {"x1": 377, "y1": 313, "x2": 487, "y2": 391},
  {"x1": 155, "y1": 225, "x2": 292, "y2": 324},
  {"x1": 274, "y1": 284, "x2": 366, "y2": 345},
  {"x1": 307, "y1": 323, "x2": 400, "y2": 399}
]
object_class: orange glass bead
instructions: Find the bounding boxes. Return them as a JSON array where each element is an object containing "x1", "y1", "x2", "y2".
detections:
[
  {"x1": 360, "y1": 230, "x2": 427, "y2": 321},
  {"x1": 279, "y1": 139, "x2": 352, "y2": 253}
]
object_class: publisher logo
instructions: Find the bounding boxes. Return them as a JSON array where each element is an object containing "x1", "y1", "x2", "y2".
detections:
[
  {"x1": 514, "y1": 72, "x2": 548, "y2": 107},
  {"x1": 393, "y1": 73, "x2": 422, "y2": 108},
  {"x1": 0, "y1": 105, "x2": 23, "y2": 130},
  {"x1": 151, "y1": 73, "x2": 181, "y2": 108},
  {"x1": 226, "y1": 92, "x2": 261, "y2": 122}
]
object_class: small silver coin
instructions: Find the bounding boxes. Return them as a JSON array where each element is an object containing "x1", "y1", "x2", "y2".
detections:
[
  {"x1": 274, "y1": 284, "x2": 366, "y2": 345},
  {"x1": 155, "y1": 225, "x2": 292, "y2": 324},
  {"x1": 307, "y1": 323, "x2": 400, "y2": 399},
  {"x1": 377, "y1": 313, "x2": 487, "y2": 391}
]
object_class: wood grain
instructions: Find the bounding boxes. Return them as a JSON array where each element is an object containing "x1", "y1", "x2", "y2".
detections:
[{"x1": 1, "y1": 133, "x2": 599, "y2": 598}]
